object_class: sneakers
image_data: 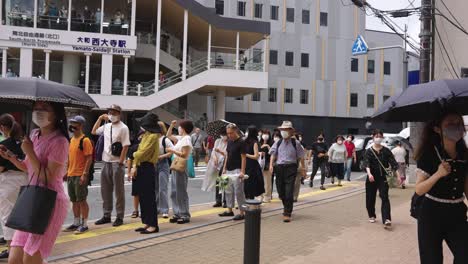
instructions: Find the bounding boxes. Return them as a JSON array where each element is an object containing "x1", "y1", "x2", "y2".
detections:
[
  {"x1": 369, "y1": 217, "x2": 376, "y2": 223},
  {"x1": 283, "y1": 216, "x2": 292, "y2": 223},
  {"x1": 131, "y1": 211, "x2": 139, "y2": 218},
  {"x1": 113, "y1": 218, "x2": 124, "y2": 227},
  {"x1": 384, "y1": 220, "x2": 392, "y2": 230},
  {"x1": 320, "y1": 186, "x2": 326, "y2": 191},
  {"x1": 162, "y1": 213, "x2": 169, "y2": 219},
  {"x1": 95, "y1": 217, "x2": 111, "y2": 225},
  {"x1": 212, "y1": 202, "x2": 222, "y2": 208},
  {"x1": 233, "y1": 214, "x2": 245, "y2": 221},
  {"x1": 74, "y1": 225, "x2": 89, "y2": 235},
  {"x1": 64, "y1": 224, "x2": 80, "y2": 232},
  {"x1": 219, "y1": 211, "x2": 235, "y2": 217}
]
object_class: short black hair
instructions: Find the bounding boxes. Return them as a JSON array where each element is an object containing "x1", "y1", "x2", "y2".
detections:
[
  {"x1": 179, "y1": 120, "x2": 194, "y2": 134},
  {"x1": 335, "y1": 135, "x2": 345, "y2": 142},
  {"x1": 372, "y1": 129, "x2": 384, "y2": 137},
  {"x1": 347, "y1": 134, "x2": 355, "y2": 140}
]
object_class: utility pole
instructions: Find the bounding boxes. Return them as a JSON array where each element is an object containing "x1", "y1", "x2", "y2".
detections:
[
  {"x1": 419, "y1": 0, "x2": 432, "y2": 84},
  {"x1": 403, "y1": 24, "x2": 408, "y2": 90}
]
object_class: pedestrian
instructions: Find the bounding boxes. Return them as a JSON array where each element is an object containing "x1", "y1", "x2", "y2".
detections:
[
  {"x1": 344, "y1": 134, "x2": 357, "y2": 181},
  {"x1": 269, "y1": 121, "x2": 306, "y2": 223},
  {"x1": 328, "y1": 135, "x2": 347, "y2": 187},
  {"x1": 191, "y1": 128, "x2": 203, "y2": 167},
  {"x1": 202, "y1": 129, "x2": 227, "y2": 204},
  {"x1": 391, "y1": 141, "x2": 407, "y2": 189},
  {"x1": 166, "y1": 120, "x2": 194, "y2": 224},
  {"x1": 0, "y1": 114, "x2": 28, "y2": 259},
  {"x1": 126, "y1": 130, "x2": 144, "y2": 219},
  {"x1": 92, "y1": 104, "x2": 131, "y2": 227},
  {"x1": 259, "y1": 129, "x2": 273, "y2": 203},
  {"x1": 131, "y1": 113, "x2": 162, "y2": 234},
  {"x1": 243, "y1": 126, "x2": 265, "y2": 200},
  {"x1": 269, "y1": 131, "x2": 282, "y2": 199},
  {"x1": 5, "y1": 102, "x2": 69, "y2": 264},
  {"x1": 414, "y1": 111, "x2": 467, "y2": 264},
  {"x1": 203, "y1": 134, "x2": 215, "y2": 164},
  {"x1": 156, "y1": 122, "x2": 174, "y2": 219},
  {"x1": 363, "y1": 129, "x2": 399, "y2": 229},
  {"x1": 64, "y1": 116, "x2": 92, "y2": 235},
  {"x1": 309, "y1": 134, "x2": 329, "y2": 190},
  {"x1": 218, "y1": 123, "x2": 247, "y2": 221},
  {"x1": 293, "y1": 133, "x2": 306, "y2": 202}
]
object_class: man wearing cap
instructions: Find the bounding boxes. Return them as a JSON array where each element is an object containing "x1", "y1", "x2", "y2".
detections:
[
  {"x1": 92, "y1": 105, "x2": 131, "y2": 227},
  {"x1": 269, "y1": 121, "x2": 306, "y2": 222},
  {"x1": 65, "y1": 116, "x2": 92, "y2": 234}
]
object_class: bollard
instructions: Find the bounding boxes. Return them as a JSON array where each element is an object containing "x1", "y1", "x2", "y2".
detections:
[{"x1": 243, "y1": 199, "x2": 262, "y2": 264}]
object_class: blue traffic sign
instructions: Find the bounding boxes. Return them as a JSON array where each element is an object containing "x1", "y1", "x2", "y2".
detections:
[{"x1": 351, "y1": 35, "x2": 369, "y2": 56}]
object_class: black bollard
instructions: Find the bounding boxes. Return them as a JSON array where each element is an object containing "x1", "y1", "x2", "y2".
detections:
[{"x1": 243, "y1": 199, "x2": 262, "y2": 264}]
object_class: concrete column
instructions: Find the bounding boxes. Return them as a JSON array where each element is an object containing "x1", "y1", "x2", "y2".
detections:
[
  {"x1": 84, "y1": 53, "x2": 91, "y2": 93},
  {"x1": 1, "y1": 49, "x2": 7, "y2": 78},
  {"x1": 33, "y1": 0, "x2": 37, "y2": 28},
  {"x1": 101, "y1": 54, "x2": 113, "y2": 95},
  {"x1": 100, "y1": 0, "x2": 104, "y2": 33},
  {"x1": 62, "y1": 53, "x2": 80, "y2": 85},
  {"x1": 207, "y1": 24, "x2": 211, "y2": 69},
  {"x1": 131, "y1": 0, "x2": 137, "y2": 36},
  {"x1": 263, "y1": 36, "x2": 269, "y2": 72},
  {"x1": 67, "y1": 0, "x2": 72, "y2": 31},
  {"x1": 182, "y1": 9, "x2": 188, "y2": 80},
  {"x1": 19, "y1": 48, "x2": 33, "y2": 77},
  {"x1": 235, "y1": 32, "x2": 240, "y2": 70},
  {"x1": 123, "y1": 55, "x2": 129, "y2": 95},
  {"x1": 154, "y1": 0, "x2": 162, "y2": 91},
  {"x1": 44, "y1": 50, "x2": 51, "y2": 80},
  {"x1": 215, "y1": 89, "x2": 226, "y2": 120}
]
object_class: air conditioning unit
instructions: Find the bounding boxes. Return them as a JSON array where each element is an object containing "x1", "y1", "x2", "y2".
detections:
[{"x1": 460, "y1": 68, "x2": 468, "y2": 78}]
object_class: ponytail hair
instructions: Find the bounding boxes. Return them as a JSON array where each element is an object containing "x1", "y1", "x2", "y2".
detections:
[{"x1": 0, "y1": 114, "x2": 24, "y2": 141}]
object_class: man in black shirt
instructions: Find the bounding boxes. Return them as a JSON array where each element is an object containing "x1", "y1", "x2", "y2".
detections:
[
  {"x1": 309, "y1": 135, "x2": 329, "y2": 190},
  {"x1": 219, "y1": 124, "x2": 247, "y2": 221}
]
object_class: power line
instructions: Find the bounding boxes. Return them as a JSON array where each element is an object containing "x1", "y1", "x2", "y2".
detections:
[
  {"x1": 439, "y1": 0, "x2": 464, "y2": 29},
  {"x1": 434, "y1": 11, "x2": 468, "y2": 36},
  {"x1": 434, "y1": 24, "x2": 460, "y2": 78}
]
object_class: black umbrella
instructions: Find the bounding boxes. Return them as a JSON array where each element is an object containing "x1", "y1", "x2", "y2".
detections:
[
  {"x1": 372, "y1": 79, "x2": 468, "y2": 122},
  {"x1": 206, "y1": 119, "x2": 230, "y2": 138},
  {"x1": 0, "y1": 78, "x2": 97, "y2": 109}
]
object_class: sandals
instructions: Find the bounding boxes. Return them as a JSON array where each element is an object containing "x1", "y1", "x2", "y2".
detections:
[{"x1": 131, "y1": 211, "x2": 139, "y2": 218}]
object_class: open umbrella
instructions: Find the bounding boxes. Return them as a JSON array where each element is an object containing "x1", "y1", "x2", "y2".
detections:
[
  {"x1": 372, "y1": 79, "x2": 468, "y2": 122},
  {"x1": 0, "y1": 78, "x2": 97, "y2": 109},
  {"x1": 206, "y1": 119, "x2": 231, "y2": 138}
]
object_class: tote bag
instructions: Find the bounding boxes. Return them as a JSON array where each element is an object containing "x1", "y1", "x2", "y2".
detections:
[{"x1": 6, "y1": 167, "x2": 57, "y2": 235}]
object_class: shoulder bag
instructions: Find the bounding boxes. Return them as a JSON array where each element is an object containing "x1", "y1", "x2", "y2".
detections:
[
  {"x1": 170, "y1": 155, "x2": 187, "y2": 172},
  {"x1": 370, "y1": 148, "x2": 396, "y2": 188},
  {"x1": 110, "y1": 125, "x2": 123, "y2": 157}
]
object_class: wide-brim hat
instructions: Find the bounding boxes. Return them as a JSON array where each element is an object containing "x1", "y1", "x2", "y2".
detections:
[
  {"x1": 278, "y1": 121, "x2": 294, "y2": 130},
  {"x1": 137, "y1": 113, "x2": 162, "y2": 133}
]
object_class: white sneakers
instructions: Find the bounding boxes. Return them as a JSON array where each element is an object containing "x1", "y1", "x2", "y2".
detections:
[
  {"x1": 369, "y1": 217, "x2": 376, "y2": 223},
  {"x1": 384, "y1": 220, "x2": 392, "y2": 230}
]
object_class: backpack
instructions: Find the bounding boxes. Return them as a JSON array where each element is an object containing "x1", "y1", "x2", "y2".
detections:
[
  {"x1": 161, "y1": 136, "x2": 172, "y2": 167},
  {"x1": 79, "y1": 136, "x2": 95, "y2": 185}
]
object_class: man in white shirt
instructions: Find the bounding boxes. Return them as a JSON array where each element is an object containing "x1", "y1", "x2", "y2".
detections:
[{"x1": 92, "y1": 104, "x2": 131, "y2": 227}]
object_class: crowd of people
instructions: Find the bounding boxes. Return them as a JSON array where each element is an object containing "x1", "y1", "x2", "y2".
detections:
[{"x1": 0, "y1": 101, "x2": 464, "y2": 263}]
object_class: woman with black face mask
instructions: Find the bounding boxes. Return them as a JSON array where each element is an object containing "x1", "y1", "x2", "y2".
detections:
[{"x1": 415, "y1": 112, "x2": 468, "y2": 264}]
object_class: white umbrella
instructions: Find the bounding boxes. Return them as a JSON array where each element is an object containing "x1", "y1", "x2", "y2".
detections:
[{"x1": 398, "y1": 127, "x2": 410, "y2": 139}]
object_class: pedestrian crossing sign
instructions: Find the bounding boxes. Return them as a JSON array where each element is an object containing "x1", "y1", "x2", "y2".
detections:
[{"x1": 351, "y1": 35, "x2": 369, "y2": 56}]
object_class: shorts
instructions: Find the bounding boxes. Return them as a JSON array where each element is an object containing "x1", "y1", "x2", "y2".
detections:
[{"x1": 67, "y1": 176, "x2": 88, "y2": 202}]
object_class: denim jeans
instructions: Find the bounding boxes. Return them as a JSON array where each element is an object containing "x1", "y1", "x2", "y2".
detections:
[{"x1": 344, "y1": 158, "x2": 353, "y2": 181}]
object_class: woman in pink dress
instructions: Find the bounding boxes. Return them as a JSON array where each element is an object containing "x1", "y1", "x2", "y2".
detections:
[{"x1": 5, "y1": 101, "x2": 69, "y2": 264}]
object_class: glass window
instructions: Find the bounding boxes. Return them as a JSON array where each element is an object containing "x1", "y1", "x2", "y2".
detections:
[
  {"x1": 252, "y1": 90, "x2": 261, "y2": 101},
  {"x1": 301, "y1": 53, "x2": 309, "y2": 68},
  {"x1": 268, "y1": 87, "x2": 277, "y2": 102},
  {"x1": 37, "y1": 0, "x2": 68, "y2": 30},
  {"x1": 286, "y1": 8, "x2": 294, "y2": 23},
  {"x1": 253, "y1": 48, "x2": 262, "y2": 64},
  {"x1": 351, "y1": 58, "x2": 359, "y2": 72},
  {"x1": 368, "y1": 59, "x2": 375, "y2": 74},
  {"x1": 350, "y1": 93, "x2": 358, "y2": 107},
  {"x1": 300, "y1": 89, "x2": 309, "y2": 104},
  {"x1": 285, "y1": 88, "x2": 293, "y2": 104},
  {"x1": 103, "y1": 0, "x2": 131, "y2": 35},
  {"x1": 285, "y1": 51, "x2": 294, "y2": 66},
  {"x1": 254, "y1": 3, "x2": 262, "y2": 18},
  {"x1": 71, "y1": 1, "x2": 102, "y2": 33},
  {"x1": 235, "y1": 96, "x2": 244, "y2": 101},
  {"x1": 383, "y1": 95, "x2": 391, "y2": 102},
  {"x1": 320, "y1": 12, "x2": 328, "y2": 26},
  {"x1": 215, "y1": 0, "x2": 224, "y2": 15},
  {"x1": 302, "y1": 10, "x2": 310, "y2": 24},
  {"x1": 270, "y1": 50, "x2": 278, "y2": 65},
  {"x1": 384, "y1": 61, "x2": 391, "y2": 75},
  {"x1": 270, "y1": 5, "x2": 279, "y2": 20},
  {"x1": 3, "y1": 0, "x2": 34, "y2": 27},
  {"x1": 367, "y1": 94, "x2": 375, "y2": 108},
  {"x1": 237, "y1": 1, "x2": 246, "y2": 17}
]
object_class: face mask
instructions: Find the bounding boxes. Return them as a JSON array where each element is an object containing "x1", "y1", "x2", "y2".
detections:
[
  {"x1": 108, "y1": 114, "x2": 119, "y2": 123},
  {"x1": 337, "y1": 140, "x2": 343, "y2": 145},
  {"x1": 32, "y1": 110, "x2": 51, "y2": 128},
  {"x1": 68, "y1": 125, "x2": 77, "y2": 133},
  {"x1": 443, "y1": 125, "x2": 465, "y2": 142},
  {"x1": 347, "y1": 137, "x2": 352, "y2": 141},
  {"x1": 374, "y1": 137, "x2": 384, "y2": 145},
  {"x1": 221, "y1": 135, "x2": 227, "y2": 141},
  {"x1": 257, "y1": 136, "x2": 262, "y2": 141},
  {"x1": 262, "y1": 135, "x2": 269, "y2": 141},
  {"x1": 273, "y1": 137, "x2": 280, "y2": 142},
  {"x1": 298, "y1": 137, "x2": 303, "y2": 141},
  {"x1": 280, "y1": 131, "x2": 290, "y2": 139},
  {"x1": 178, "y1": 127, "x2": 184, "y2": 135},
  {"x1": 245, "y1": 132, "x2": 249, "y2": 137}
]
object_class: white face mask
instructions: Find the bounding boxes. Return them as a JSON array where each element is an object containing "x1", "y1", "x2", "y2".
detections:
[
  {"x1": 178, "y1": 127, "x2": 184, "y2": 135},
  {"x1": 221, "y1": 135, "x2": 227, "y2": 141},
  {"x1": 245, "y1": 132, "x2": 249, "y2": 137},
  {"x1": 273, "y1": 137, "x2": 280, "y2": 142},
  {"x1": 262, "y1": 134, "x2": 269, "y2": 141},
  {"x1": 32, "y1": 110, "x2": 52, "y2": 128},
  {"x1": 108, "y1": 114, "x2": 119, "y2": 123},
  {"x1": 298, "y1": 136, "x2": 303, "y2": 141},
  {"x1": 347, "y1": 137, "x2": 352, "y2": 141},
  {"x1": 337, "y1": 140, "x2": 343, "y2": 145},
  {"x1": 280, "y1": 131, "x2": 290, "y2": 139},
  {"x1": 374, "y1": 137, "x2": 384, "y2": 145}
]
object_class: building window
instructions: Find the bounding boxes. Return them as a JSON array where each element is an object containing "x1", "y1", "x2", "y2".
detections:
[
  {"x1": 302, "y1": 10, "x2": 310, "y2": 24},
  {"x1": 301, "y1": 53, "x2": 309, "y2": 68},
  {"x1": 254, "y1": 3, "x2": 263, "y2": 18},
  {"x1": 368, "y1": 59, "x2": 375, "y2": 74},
  {"x1": 215, "y1": 0, "x2": 224, "y2": 15},
  {"x1": 286, "y1": 8, "x2": 295, "y2": 23},
  {"x1": 237, "y1": 1, "x2": 246, "y2": 16},
  {"x1": 285, "y1": 51, "x2": 294, "y2": 66},
  {"x1": 235, "y1": 96, "x2": 244, "y2": 101},
  {"x1": 253, "y1": 49, "x2": 262, "y2": 63},
  {"x1": 300, "y1": 89, "x2": 309, "y2": 104},
  {"x1": 384, "y1": 61, "x2": 391, "y2": 75},
  {"x1": 268, "y1": 88, "x2": 277, "y2": 102},
  {"x1": 285, "y1": 88, "x2": 293, "y2": 103},
  {"x1": 320, "y1": 12, "x2": 328, "y2": 26},
  {"x1": 270, "y1": 50, "x2": 278, "y2": 65},
  {"x1": 350, "y1": 93, "x2": 358, "y2": 107},
  {"x1": 351, "y1": 58, "x2": 359, "y2": 72},
  {"x1": 383, "y1": 95, "x2": 390, "y2": 102},
  {"x1": 367, "y1": 94, "x2": 375, "y2": 108},
  {"x1": 270, "y1": 5, "x2": 279, "y2": 20},
  {"x1": 252, "y1": 90, "x2": 261, "y2": 101}
]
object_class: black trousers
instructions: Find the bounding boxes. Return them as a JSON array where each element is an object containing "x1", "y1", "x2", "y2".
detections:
[
  {"x1": 329, "y1": 162, "x2": 345, "y2": 180},
  {"x1": 138, "y1": 163, "x2": 158, "y2": 228},
  {"x1": 418, "y1": 198, "x2": 467, "y2": 264},
  {"x1": 365, "y1": 178, "x2": 391, "y2": 223},
  {"x1": 274, "y1": 164, "x2": 298, "y2": 217},
  {"x1": 311, "y1": 159, "x2": 328, "y2": 186}
]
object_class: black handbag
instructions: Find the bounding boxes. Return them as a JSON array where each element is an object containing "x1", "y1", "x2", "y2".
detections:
[
  {"x1": 410, "y1": 193, "x2": 424, "y2": 219},
  {"x1": 6, "y1": 167, "x2": 57, "y2": 235},
  {"x1": 110, "y1": 125, "x2": 123, "y2": 157}
]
